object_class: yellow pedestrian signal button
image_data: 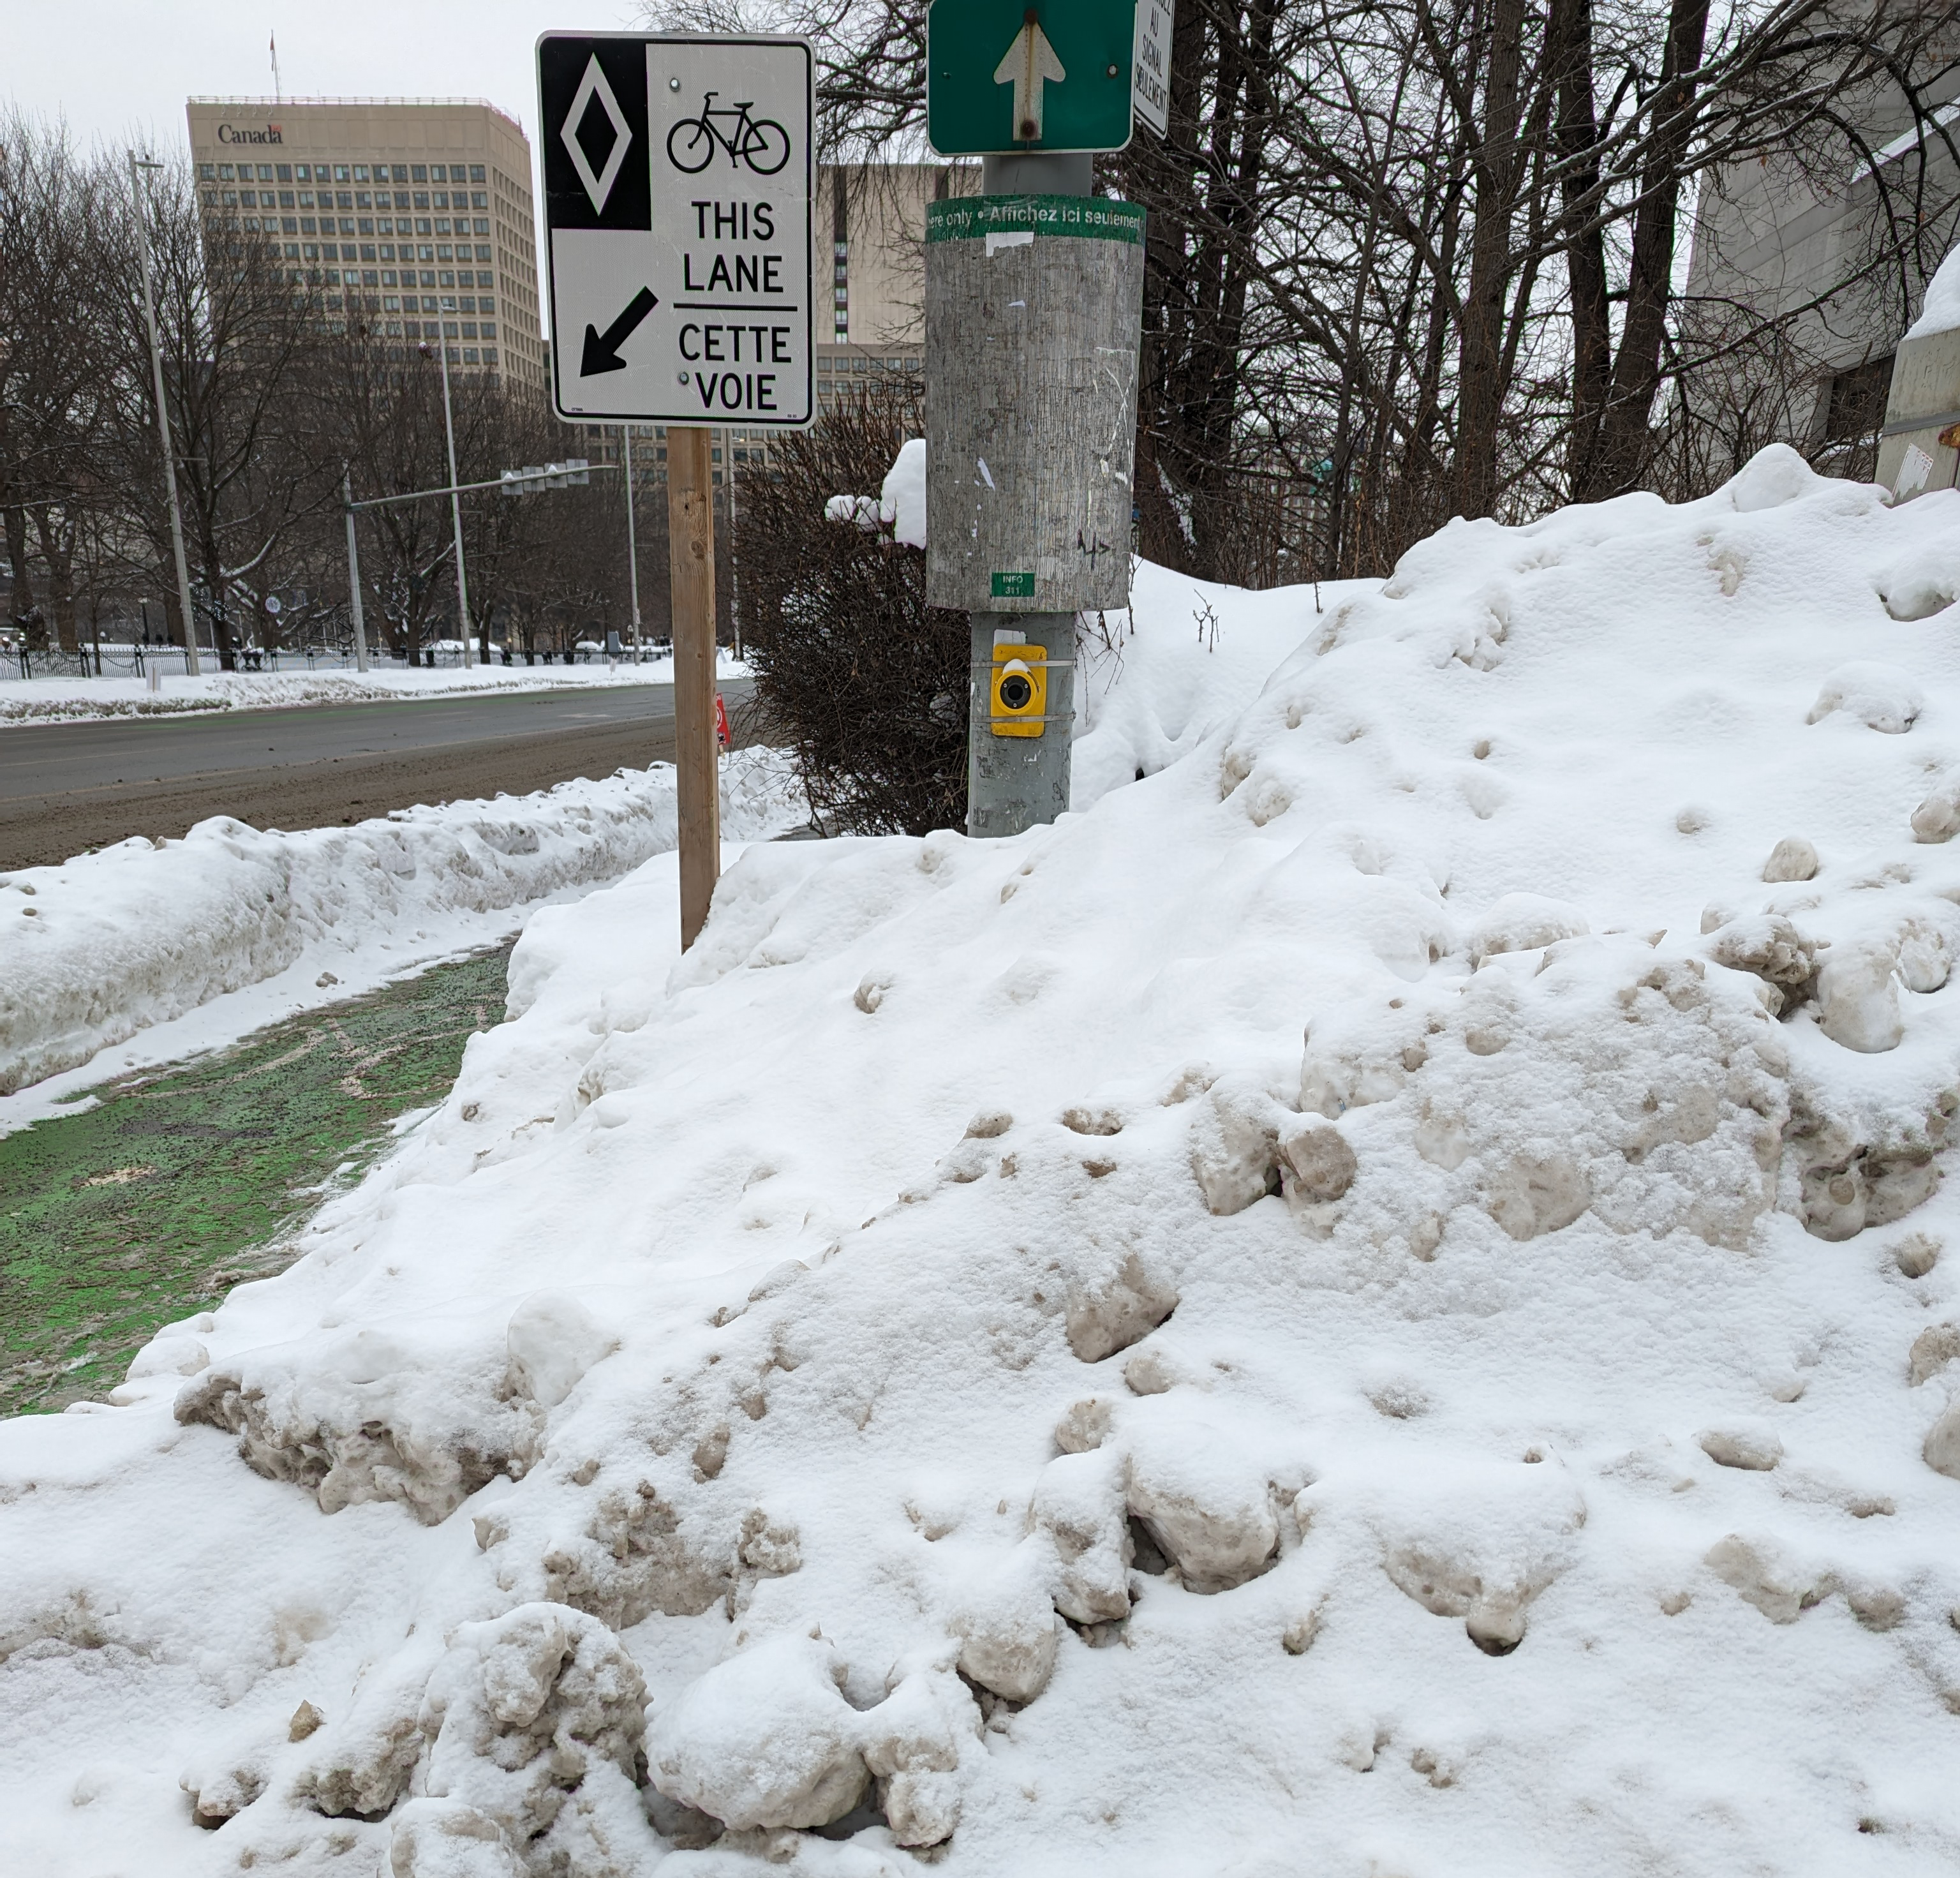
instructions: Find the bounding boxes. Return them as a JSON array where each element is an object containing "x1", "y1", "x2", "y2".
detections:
[{"x1": 991, "y1": 643, "x2": 1046, "y2": 737}]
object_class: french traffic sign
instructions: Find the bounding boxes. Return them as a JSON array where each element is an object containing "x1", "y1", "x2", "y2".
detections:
[
  {"x1": 537, "y1": 33, "x2": 813, "y2": 426},
  {"x1": 1132, "y1": 0, "x2": 1173, "y2": 139},
  {"x1": 926, "y1": 0, "x2": 1136, "y2": 155}
]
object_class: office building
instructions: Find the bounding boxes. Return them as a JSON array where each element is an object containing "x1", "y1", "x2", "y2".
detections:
[
  {"x1": 185, "y1": 96, "x2": 544, "y2": 391},
  {"x1": 1682, "y1": 81, "x2": 1959, "y2": 466}
]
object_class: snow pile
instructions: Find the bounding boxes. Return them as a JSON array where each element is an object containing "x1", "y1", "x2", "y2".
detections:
[
  {"x1": 11, "y1": 447, "x2": 1960, "y2": 1874},
  {"x1": 1906, "y1": 241, "x2": 1960, "y2": 340},
  {"x1": 0, "y1": 655, "x2": 754, "y2": 727},
  {"x1": 822, "y1": 438, "x2": 926, "y2": 548},
  {"x1": 0, "y1": 749, "x2": 803, "y2": 1095}
]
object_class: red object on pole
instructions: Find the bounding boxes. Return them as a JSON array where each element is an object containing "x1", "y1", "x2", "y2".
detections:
[{"x1": 715, "y1": 692, "x2": 731, "y2": 749}]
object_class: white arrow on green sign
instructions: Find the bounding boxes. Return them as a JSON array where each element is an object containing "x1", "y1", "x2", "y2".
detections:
[{"x1": 927, "y1": 0, "x2": 1136, "y2": 155}]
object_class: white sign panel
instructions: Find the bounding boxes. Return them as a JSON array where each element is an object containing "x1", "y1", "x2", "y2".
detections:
[
  {"x1": 538, "y1": 33, "x2": 813, "y2": 426},
  {"x1": 1132, "y1": 0, "x2": 1173, "y2": 139}
]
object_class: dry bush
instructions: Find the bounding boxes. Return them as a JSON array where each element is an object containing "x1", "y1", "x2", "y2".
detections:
[{"x1": 734, "y1": 388, "x2": 967, "y2": 835}]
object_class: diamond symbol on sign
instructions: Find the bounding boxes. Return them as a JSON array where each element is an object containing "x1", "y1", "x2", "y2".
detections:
[{"x1": 561, "y1": 54, "x2": 632, "y2": 214}]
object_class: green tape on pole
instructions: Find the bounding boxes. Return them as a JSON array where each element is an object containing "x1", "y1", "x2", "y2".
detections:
[{"x1": 927, "y1": 195, "x2": 1145, "y2": 246}]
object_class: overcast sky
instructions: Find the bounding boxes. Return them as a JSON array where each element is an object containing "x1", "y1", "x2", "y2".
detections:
[{"x1": 6, "y1": 1, "x2": 653, "y2": 176}]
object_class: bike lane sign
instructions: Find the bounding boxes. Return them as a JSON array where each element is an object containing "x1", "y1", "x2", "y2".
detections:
[{"x1": 538, "y1": 33, "x2": 814, "y2": 426}]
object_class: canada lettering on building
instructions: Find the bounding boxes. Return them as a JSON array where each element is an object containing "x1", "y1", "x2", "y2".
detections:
[{"x1": 217, "y1": 124, "x2": 284, "y2": 145}]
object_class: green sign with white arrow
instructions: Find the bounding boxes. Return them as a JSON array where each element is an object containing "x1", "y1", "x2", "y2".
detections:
[{"x1": 926, "y1": 1, "x2": 1136, "y2": 155}]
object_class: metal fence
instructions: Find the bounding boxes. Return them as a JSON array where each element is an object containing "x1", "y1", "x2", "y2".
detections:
[{"x1": 7, "y1": 643, "x2": 644, "y2": 681}]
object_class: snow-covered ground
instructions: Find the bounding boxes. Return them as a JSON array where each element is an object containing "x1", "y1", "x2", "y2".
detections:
[
  {"x1": 0, "y1": 653, "x2": 754, "y2": 726},
  {"x1": 8, "y1": 448, "x2": 1960, "y2": 1877},
  {"x1": 0, "y1": 749, "x2": 805, "y2": 1124}
]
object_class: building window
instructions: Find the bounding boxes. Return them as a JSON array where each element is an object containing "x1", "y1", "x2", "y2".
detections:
[
  {"x1": 475, "y1": 244, "x2": 491, "y2": 262},
  {"x1": 355, "y1": 193, "x2": 371, "y2": 212},
  {"x1": 439, "y1": 272, "x2": 455, "y2": 291},
  {"x1": 299, "y1": 218, "x2": 315, "y2": 235},
  {"x1": 461, "y1": 322, "x2": 477, "y2": 340},
  {"x1": 360, "y1": 245, "x2": 376, "y2": 264},
  {"x1": 297, "y1": 190, "x2": 313, "y2": 208},
  {"x1": 294, "y1": 164, "x2": 311, "y2": 181},
  {"x1": 1825, "y1": 357, "x2": 1892, "y2": 443},
  {"x1": 431, "y1": 165, "x2": 447, "y2": 183},
  {"x1": 218, "y1": 163, "x2": 235, "y2": 180},
  {"x1": 434, "y1": 219, "x2": 451, "y2": 237},
  {"x1": 358, "y1": 218, "x2": 374, "y2": 237},
  {"x1": 481, "y1": 322, "x2": 496, "y2": 340},
  {"x1": 239, "y1": 190, "x2": 255, "y2": 207},
  {"x1": 362, "y1": 268, "x2": 379, "y2": 286},
  {"x1": 199, "y1": 163, "x2": 215, "y2": 179},
  {"x1": 326, "y1": 269, "x2": 341, "y2": 286},
  {"x1": 383, "y1": 294, "x2": 401, "y2": 311},
  {"x1": 483, "y1": 346, "x2": 497, "y2": 365},
  {"x1": 334, "y1": 165, "x2": 350, "y2": 184},
  {"x1": 285, "y1": 242, "x2": 300, "y2": 259},
  {"x1": 471, "y1": 191, "x2": 487, "y2": 209},
  {"x1": 463, "y1": 348, "x2": 480, "y2": 365},
  {"x1": 472, "y1": 218, "x2": 489, "y2": 236},
  {"x1": 303, "y1": 243, "x2": 318, "y2": 260},
  {"x1": 413, "y1": 190, "x2": 429, "y2": 209},
  {"x1": 421, "y1": 290, "x2": 437, "y2": 308},
  {"x1": 470, "y1": 165, "x2": 486, "y2": 183}
]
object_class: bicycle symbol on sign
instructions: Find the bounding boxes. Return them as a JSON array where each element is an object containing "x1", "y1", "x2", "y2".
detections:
[{"x1": 665, "y1": 93, "x2": 791, "y2": 175}]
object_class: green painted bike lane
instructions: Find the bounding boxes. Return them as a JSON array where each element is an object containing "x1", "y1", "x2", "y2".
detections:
[{"x1": 0, "y1": 946, "x2": 510, "y2": 1417}]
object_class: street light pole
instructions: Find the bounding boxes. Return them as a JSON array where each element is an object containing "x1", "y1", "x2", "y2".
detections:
[
  {"x1": 621, "y1": 424, "x2": 643, "y2": 662},
  {"x1": 426, "y1": 337, "x2": 473, "y2": 668},
  {"x1": 341, "y1": 466, "x2": 371, "y2": 674},
  {"x1": 128, "y1": 153, "x2": 200, "y2": 678}
]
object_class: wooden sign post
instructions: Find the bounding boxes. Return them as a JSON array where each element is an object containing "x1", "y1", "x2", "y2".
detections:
[
  {"x1": 536, "y1": 31, "x2": 815, "y2": 948},
  {"x1": 667, "y1": 425, "x2": 721, "y2": 948}
]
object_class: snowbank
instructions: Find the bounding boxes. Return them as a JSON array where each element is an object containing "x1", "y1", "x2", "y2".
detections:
[
  {"x1": 0, "y1": 749, "x2": 803, "y2": 1096},
  {"x1": 11, "y1": 448, "x2": 1960, "y2": 1875},
  {"x1": 0, "y1": 653, "x2": 754, "y2": 727},
  {"x1": 1906, "y1": 242, "x2": 1960, "y2": 339}
]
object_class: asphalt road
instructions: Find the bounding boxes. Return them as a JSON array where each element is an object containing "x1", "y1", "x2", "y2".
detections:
[{"x1": 0, "y1": 681, "x2": 757, "y2": 871}]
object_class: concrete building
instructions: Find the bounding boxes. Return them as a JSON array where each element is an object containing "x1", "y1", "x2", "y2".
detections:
[
  {"x1": 185, "y1": 96, "x2": 544, "y2": 392},
  {"x1": 1682, "y1": 75, "x2": 1960, "y2": 469}
]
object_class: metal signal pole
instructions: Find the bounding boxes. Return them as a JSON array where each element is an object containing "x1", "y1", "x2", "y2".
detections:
[
  {"x1": 424, "y1": 338, "x2": 473, "y2": 667},
  {"x1": 128, "y1": 153, "x2": 200, "y2": 678},
  {"x1": 622, "y1": 424, "x2": 643, "y2": 660}
]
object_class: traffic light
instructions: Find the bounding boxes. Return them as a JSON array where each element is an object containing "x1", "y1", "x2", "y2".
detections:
[{"x1": 990, "y1": 643, "x2": 1046, "y2": 738}]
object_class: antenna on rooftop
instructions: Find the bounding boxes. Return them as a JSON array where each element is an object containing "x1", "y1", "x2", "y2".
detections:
[{"x1": 270, "y1": 31, "x2": 282, "y2": 103}]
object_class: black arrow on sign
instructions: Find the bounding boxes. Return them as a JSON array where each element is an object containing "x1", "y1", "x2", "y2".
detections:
[{"x1": 581, "y1": 286, "x2": 659, "y2": 375}]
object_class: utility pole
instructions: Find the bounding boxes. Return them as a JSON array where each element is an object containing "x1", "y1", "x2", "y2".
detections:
[
  {"x1": 621, "y1": 424, "x2": 643, "y2": 660},
  {"x1": 667, "y1": 427, "x2": 720, "y2": 948},
  {"x1": 424, "y1": 338, "x2": 473, "y2": 667},
  {"x1": 921, "y1": 0, "x2": 1157, "y2": 837},
  {"x1": 128, "y1": 153, "x2": 200, "y2": 678},
  {"x1": 341, "y1": 466, "x2": 371, "y2": 673}
]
